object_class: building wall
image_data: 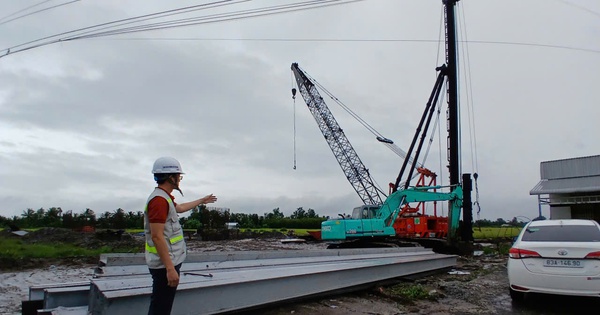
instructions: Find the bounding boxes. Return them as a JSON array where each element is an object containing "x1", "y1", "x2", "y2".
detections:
[
  {"x1": 572, "y1": 204, "x2": 600, "y2": 222},
  {"x1": 549, "y1": 204, "x2": 600, "y2": 223},
  {"x1": 550, "y1": 206, "x2": 571, "y2": 219},
  {"x1": 533, "y1": 155, "x2": 600, "y2": 222}
]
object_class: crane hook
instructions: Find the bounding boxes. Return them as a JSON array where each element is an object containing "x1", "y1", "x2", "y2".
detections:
[{"x1": 291, "y1": 88, "x2": 297, "y2": 99}]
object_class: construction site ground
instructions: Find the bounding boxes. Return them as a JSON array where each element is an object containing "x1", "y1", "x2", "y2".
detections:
[{"x1": 1, "y1": 229, "x2": 598, "y2": 315}]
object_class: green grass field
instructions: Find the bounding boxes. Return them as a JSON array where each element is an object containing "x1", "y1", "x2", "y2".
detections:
[
  {"x1": 0, "y1": 226, "x2": 518, "y2": 265},
  {"x1": 0, "y1": 228, "x2": 142, "y2": 264},
  {"x1": 237, "y1": 228, "x2": 313, "y2": 236},
  {"x1": 0, "y1": 237, "x2": 111, "y2": 260},
  {"x1": 472, "y1": 226, "x2": 522, "y2": 239}
]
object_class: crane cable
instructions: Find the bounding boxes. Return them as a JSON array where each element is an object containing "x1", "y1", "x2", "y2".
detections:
[
  {"x1": 290, "y1": 70, "x2": 389, "y2": 197},
  {"x1": 297, "y1": 66, "x2": 428, "y2": 169},
  {"x1": 434, "y1": 4, "x2": 446, "y2": 217},
  {"x1": 292, "y1": 65, "x2": 443, "y2": 196},
  {"x1": 458, "y1": 2, "x2": 481, "y2": 219},
  {"x1": 429, "y1": 3, "x2": 483, "y2": 218},
  {"x1": 291, "y1": 72, "x2": 297, "y2": 170}
]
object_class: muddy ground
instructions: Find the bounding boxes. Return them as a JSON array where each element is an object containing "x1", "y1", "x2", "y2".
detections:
[
  {"x1": 1, "y1": 229, "x2": 598, "y2": 314},
  {"x1": 251, "y1": 254, "x2": 516, "y2": 315},
  {"x1": 175, "y1": 234, "x2": 600, "y2": 314}
]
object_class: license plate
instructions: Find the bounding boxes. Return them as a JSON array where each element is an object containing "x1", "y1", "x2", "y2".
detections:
[{"x1": 543, "y1": 259, "x2": 584, "y2": 268}]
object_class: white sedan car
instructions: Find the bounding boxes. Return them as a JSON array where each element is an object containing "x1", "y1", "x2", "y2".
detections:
[{"x1": 507, "y1": 219, "x2": 600, "y2": 302}]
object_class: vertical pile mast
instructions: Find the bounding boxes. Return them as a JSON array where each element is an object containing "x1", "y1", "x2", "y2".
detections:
[
  {"x1": 445, "y1": 0, "x2": 460, "y2": 190},
  {"x1": 391, "y1": 0, "x2": 467, "y2": 244},
  {"x1": 443, "y1": 0, "x2": 462, "y2": 244},
  {"x1": 445, "y1": 0, "x2": 473, "y2": 244},
  {"x1": 290, "y1": 63, "x2": 383, "y2": 206}
]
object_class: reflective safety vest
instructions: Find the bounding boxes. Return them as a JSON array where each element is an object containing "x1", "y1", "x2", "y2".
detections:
[{"x1": 144, "y1": 188, "x2": 187, "y2": 269}]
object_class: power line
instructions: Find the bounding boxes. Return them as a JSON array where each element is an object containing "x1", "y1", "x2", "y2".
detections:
[
  {"x1": 0, "y1": 0, "x2": 54, "y2": 23},
  {"x1": 80, "y1": 37, "x2": 600, "y2": 55},
  {"x1": 3, "y1": 0, "x2": 598, "y2": 58},
  {"x1": 1, "y1": 0, "x2": 244, "y2": 55},
  {"x1": 556, "y1": 0, "x2": 600, "y2": 18},
  {"x1": 0, "y1": 0, "x2": 81, "y2": 27},
  {"x1": 59, "y1": 0, "x2": 252, "y2": 41},
  {"x1": 0, "y1": 0, "x2": 364, "y2": 58},
  {"x1": 63, "y1": 0, "x2": 364, "y2": 41},
  {"x1": 467, "y1": 40, "x2": 600, "y2": 54}
]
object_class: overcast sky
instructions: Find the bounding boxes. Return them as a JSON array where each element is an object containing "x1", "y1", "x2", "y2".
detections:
[{"x1": 0, "y1": 0, "x2": 598, "y2": 222}]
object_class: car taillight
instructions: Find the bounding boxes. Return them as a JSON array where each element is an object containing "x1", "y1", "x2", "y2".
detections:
[
  {"x1": 509, "y1": 247, "x2": 541, "y2": 259},
  {"x1": 584, "y1": 251, "x2": 600, "y2": 260}
]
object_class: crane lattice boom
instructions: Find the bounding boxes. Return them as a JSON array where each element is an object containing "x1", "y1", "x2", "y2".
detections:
[{"x1": 291, "y1": 63, "x2": 382, "y2": 205}]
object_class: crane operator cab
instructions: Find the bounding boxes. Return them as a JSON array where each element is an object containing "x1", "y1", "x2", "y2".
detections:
[{"x1": 352, "y1": 205, "x2": 380, "y2": 220}]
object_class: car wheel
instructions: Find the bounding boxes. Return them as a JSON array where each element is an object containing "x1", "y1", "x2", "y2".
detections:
[{"x1": 509, "y1": 287, "x2": 525, "y2": 304}]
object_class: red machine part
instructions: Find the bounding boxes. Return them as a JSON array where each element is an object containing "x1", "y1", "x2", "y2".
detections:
[{"x1": 390, "y1": 168, "x2": 448, "y2": 239}]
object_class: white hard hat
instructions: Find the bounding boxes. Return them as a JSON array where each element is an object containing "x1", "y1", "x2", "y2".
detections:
[{"x1": 152, "y1": 157, "x2": 184, "y2": 174}]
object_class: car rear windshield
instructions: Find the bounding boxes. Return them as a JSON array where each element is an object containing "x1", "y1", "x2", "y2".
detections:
[{"x1": 522, "y1": 225, "x2": 600, "y2": 242}]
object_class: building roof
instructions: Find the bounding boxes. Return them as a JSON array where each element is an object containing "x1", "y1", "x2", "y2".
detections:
[
  {"x1": 539, "y1": 155, "x2": 600, "y2": 180},
  {"x1": 530, "y1": 175, "x2": 600, "y2": 195},
  {"x1": 530, "y1": 155, "x2": 600, "y2": 195}
]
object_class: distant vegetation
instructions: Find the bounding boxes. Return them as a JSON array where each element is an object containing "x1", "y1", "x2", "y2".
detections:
[
  {"x1": 0, "y1": 206, "x2": 526, "y2": 232},
  {"x1": 0, "y1": 206, "x2": 326, "y2": 231}
]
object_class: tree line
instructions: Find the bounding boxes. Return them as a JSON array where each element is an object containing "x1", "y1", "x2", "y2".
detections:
[
  {"x1": 0, "y1": 206, "x2": 527, "y2": 231},
  {"x1": 0, "y1": 206, "x2": 327, "y2": 230}
]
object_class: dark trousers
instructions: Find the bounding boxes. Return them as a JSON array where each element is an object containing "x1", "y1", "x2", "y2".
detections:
[{"x1": 148, "y1": 263, "x2": 182, "y2": 315}]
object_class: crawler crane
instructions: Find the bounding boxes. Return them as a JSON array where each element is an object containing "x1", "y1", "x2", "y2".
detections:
[{"x1": 291, "y1": 0, "x2": 474, "y2": 251}]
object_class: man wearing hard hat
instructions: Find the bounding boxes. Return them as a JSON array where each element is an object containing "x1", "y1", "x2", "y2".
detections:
[{"x1": 144, "y1": 156, "x2": 217, "y2": 315}]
